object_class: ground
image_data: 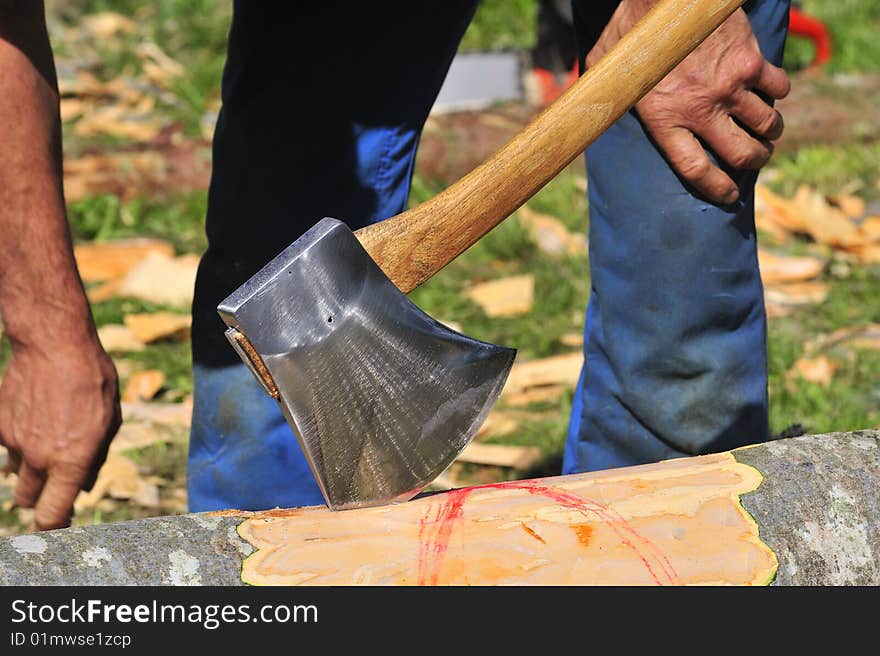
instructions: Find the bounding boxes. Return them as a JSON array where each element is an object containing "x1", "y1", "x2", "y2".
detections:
[{"x1": 2, "y1": 0, "x2": 880, "y2": 535}]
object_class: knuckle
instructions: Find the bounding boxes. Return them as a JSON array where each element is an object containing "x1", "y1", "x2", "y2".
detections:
[
  {"x1": 738, "y1": 51, "x2": 765, "y2": 80},
  {"x1": 677, "y1": 155, "x2": 712, "y2": 181},
  {"x1": 729, "y1": 150, "x2": 754, "y2": 170},
  {"x1": 730, "y1": 144, "x2": 770, "y2": 170}
]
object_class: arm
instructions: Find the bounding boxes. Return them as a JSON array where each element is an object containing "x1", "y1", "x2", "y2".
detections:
[
  {"x1": 586, "y1": 1, "x2": 791, "y2": 204},
  {"x1": 0, "y1": 1, "x2": 121, "y2": 530}
]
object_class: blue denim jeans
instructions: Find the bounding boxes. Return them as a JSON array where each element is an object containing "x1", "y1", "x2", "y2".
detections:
[{"x1": 188, "y1": 0, "x2": 790, "y2": 511}]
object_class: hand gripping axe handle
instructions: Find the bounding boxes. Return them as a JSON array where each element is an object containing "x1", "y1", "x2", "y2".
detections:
[{"x1": 219, "y1": 0, "x2": 747, "y2": 511}]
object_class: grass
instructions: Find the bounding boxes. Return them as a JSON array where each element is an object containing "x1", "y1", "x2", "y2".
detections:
[
  {"x1": 459, "y1": 0, "x2": 537, "y2": 53},
  {"x1": 768, "y1": 141, "x2": 880, "y2": 201},
  {"x1": 51, "y1": 0, "x2": 231, "y2": 137},
  {"x1": 68, "y1": 192, "x2": 208, "y2": 253}
]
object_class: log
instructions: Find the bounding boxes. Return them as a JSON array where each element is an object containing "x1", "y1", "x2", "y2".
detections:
[{"x1": 0, "y1": 430, "x2": 878, "y2": 585}]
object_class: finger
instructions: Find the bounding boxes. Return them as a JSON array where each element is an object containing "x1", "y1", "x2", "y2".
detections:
[
  {"x1": 699, "y1": 113, "x2": 774, "y2": 172},
  {"x1": 730, "y1": 90, "x2": 784, "y2": 141},
  {"x1": 651, "y1": 126, "x2": 740, "y2": 204},
  {"x1": 34, "y1": 467, "x2": 85, "y2": 530},
  {"x1": 753, "y1": 61, "x2": 790, "y2": 100},
  {"x1": 13, "y1": 462, "x2": 46, "y2": 509}
]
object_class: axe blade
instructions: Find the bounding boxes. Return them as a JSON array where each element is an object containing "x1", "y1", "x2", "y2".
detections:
[{"x1": 218, "y1": 217, "x2": 516, "y2": 510}]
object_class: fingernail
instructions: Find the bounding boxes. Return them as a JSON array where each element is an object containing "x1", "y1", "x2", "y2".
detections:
[{"x1": 723, "y1": 188, "x2": 740, "y2": 204}]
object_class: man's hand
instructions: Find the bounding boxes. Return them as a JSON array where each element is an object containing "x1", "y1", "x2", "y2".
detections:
[
  {"x1": 587, "y1": 2, "x2": 791, "y2": 204},
  {"x1": 0, "y1": 337, "x2": 120, "y2": 530},
  {"x1": 0, "y1": 1, "x2": 122, "y2": 529}
]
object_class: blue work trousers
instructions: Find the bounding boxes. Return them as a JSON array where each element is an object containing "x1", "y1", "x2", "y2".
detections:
[{"x1": 187, "y1": 1, "x2": 790, "y2": 511}]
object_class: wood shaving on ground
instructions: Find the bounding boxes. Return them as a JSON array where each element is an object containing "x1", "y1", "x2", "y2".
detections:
[
  {"x1": 465, "y1": 274, "x2": 535, "y2": 318},
  {"x1": 115, "y1": 252, "x2": 200, "y2": 307},
  {"x1": 785, "y1": 355, "x2": 837, "y2": 388},
  {"x1": 501, "y1": 352, "x2": 582, "y2": 397},
  {"x1": 517, "y1": 206, "x2": 587, "y2": 257},
  {"x1": 123, "y1": 312, "x2": 191, "y2": 344},
  {"x1": 73, "y1": 238, "x2": 175, "y2": 282},
  {"x1": 97, "y1": 324, "x2": 146, "y2": 352},
  {"x1": 121, "y1": 370, "x2": 166, "y2": 402}
]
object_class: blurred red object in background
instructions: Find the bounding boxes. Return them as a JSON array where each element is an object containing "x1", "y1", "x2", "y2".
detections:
[{"x1": 788, "y1": 5, "x2": 833, "y2": 69}]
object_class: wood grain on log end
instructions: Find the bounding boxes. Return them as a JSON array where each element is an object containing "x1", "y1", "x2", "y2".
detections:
[{"x1": 236, "y1": 452, "x2": 777, "y2": 586}]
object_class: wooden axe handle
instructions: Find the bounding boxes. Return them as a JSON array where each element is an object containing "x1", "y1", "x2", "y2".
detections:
[{"x1": 354, "y1": 0, "x2": 746, "y2": 294}]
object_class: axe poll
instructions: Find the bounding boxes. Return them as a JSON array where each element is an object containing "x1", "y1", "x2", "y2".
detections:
[{"x1": 218, "y1": 0, "x2": 747, "y2": 509}]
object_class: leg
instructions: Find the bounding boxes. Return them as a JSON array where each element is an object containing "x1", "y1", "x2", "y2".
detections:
[
  {"x1": 188, "y1": 2, "x2": 478, "y2": 511},
  {"x1": 564, "y1": 0, "x2": 791, "y2": 473}
]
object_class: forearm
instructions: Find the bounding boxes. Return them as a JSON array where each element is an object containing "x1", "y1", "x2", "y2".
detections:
[{"x1": 0, "y1": 2, "x2": 95, "y2": 351}]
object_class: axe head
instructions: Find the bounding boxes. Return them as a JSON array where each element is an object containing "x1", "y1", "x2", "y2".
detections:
[{"x1": 218, "y1": 218, "x2": 516, "y2": 510}]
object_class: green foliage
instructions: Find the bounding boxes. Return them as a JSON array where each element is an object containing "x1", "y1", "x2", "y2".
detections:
[
  {"x1": 768, "y1": 141, "x2": 880, "y2": 200},
  {"x1": 68, "y1": 192, "x2": 208, "y2": 254},
  {"x1": 459, "y1": 0, "x2": 538, "y2": 52}
]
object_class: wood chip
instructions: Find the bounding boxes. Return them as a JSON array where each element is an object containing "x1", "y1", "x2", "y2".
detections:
[
  {"x1": 859, "y1": 216, "x2": 880, "y2": 242},
  {"x1": 64, "y1": 151, "x2": 170, "y2": 202},
  {"x1": 86, "y1": 278, "x2": 124, "y2": 303},
  {"x1": 135, "y1": 42, "x2": 185, "y2": 87},
  {"x1": 474, "y1": 411, "x2": 519, "y2": 439},
  {"x1": 437, "y1": 319, "x2": 463, "y2": 333},
  {"x1": 785, "y1": 355, "x2": 837, "y2": 387},
  {"x1": 97, "y1": 324, "x2": 146, "y2": 352},
  {"x1": 60, "y1": 97, "x2": 94, "y2": 122},
  {"x1": 758, "y1": 249, "x2": 825, "y2": 284},
  {"x1": 73, "y1": 104, "x2": 165, "y2": 142},
  {"x1": 763, "y1": 281, "x2": 829, "y2": 306},
  {"x1": 122, "y1": 370, "x2": 166, "y2": 402},
  {"x1": 754, "y1": 184, "x2": 808, "y2": 235},
  {"x1": 108, "y1": 421, "x2": 184, "y2": 454},
  {"x1": 455, "y1": 442, "x2": 542, "y2": 470},
  {"x1": 517, "y1": 206, "x2": 587, "y2": 256},
  {"x1": 121, "y1": 399, "x2": 193, "y2": 427},
  {"x1": 559, "y1": 332, "x2": 583, "y2": 348},
  {"x1": 827, "y1": 193, "x2": 866, "y2": 219},
  {"x1": 116, "y1": 251, "x2": 200, "y2": 307},
  {"x1": 123, "y1": 312, "x2": 191, "y2": 343},
  {"x1": 501, "y1": 385, "x2": 567, "y2": 407},
  {"x1": 501, "y1": 352, "x2": 582, "y2": 396},
  {"x1": 74, "y1": 238, "x2": 175, "y2": 282},
  {"x1": 804, "y1": 323, "x2": 880, "y2": 354},
  {"x1": 754, "y1": 210, "x2": 792, "y2": 243},
  {"x1": 764, "y1": 302, "x2": 793, "y2": 319},
  {"x1": 75, "y1": 454, "x2": 159, "y2": 510},
  {"x1": 846, "y1": 242, "x2": 880, "y2": 265},
  {"x1": 466, "y1": 274, "x2": 534, "y2": 318},
  {"x1": 80, "y1": 12, "x2": 136, "y2": 38},
  {"x1": 792, "y1": 185, "x2": 862, "y2": 248}
]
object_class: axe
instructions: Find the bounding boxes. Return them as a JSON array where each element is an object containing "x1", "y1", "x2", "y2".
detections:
[{"x1": 217, "y1": 0, "x2": 747, "y2": 509}]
